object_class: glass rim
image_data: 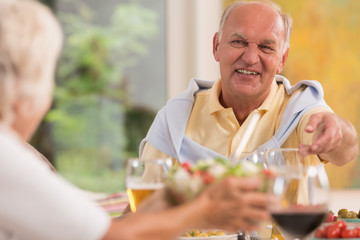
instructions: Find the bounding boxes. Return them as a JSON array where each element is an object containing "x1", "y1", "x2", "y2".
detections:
[
  {"x1": 229, "y1": 150, "x2": 266, "y2": 157},
  {"x1": 127, "y1": 158, "x2": 172, "y2": 163},
  {"x1": 266, "y1": 148, "x2": 299, "y2": 153}
]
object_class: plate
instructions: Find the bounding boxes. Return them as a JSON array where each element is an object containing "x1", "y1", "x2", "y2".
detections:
[
  {"x1": 311, "y1": 238, "x2": 360, "y2": 240},
  {"x1": 343, "y1": 218, "x2": 360, "y2": 223}
]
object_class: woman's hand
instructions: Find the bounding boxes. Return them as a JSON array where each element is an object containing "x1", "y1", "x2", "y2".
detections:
[
  {"x1": 194, "y1": 176, "x2": 271, "y2": 232},
  {"x1": 136, "y1": 188, "x2": 174, "y2": 213}
]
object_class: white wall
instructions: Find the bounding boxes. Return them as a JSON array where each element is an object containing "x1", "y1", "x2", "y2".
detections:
[{"x1": 166, "y1": 0, "x2": 223, "y2": 99}]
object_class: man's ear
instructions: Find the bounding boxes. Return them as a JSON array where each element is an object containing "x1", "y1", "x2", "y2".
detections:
[
  {"x1": 213, "y1": 32, "x2": 220, "y2": 62},
  {"x1": 276, "y1": 48, "x2": 289, "y2": 74}
]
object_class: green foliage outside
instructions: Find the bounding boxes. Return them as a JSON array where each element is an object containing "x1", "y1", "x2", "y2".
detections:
[{"x1": 46, "y1": 2, "x2": 158, "y2": 193}]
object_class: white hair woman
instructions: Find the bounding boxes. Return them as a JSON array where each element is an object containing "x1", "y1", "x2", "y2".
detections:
[{"x1": 0, "y1": 0, "x2": 62, "y2": 137}]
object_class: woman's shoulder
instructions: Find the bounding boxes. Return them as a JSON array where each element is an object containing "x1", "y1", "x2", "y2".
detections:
[
  {"x1": 0, "y1": 127, "x2": 25, "y2": 158},
  {"x1": 0, "y1": 127, "x2": 51, "y2": 173}
]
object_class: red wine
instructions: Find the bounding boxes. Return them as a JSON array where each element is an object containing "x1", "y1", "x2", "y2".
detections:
[{"x1": 272, "y1": 211, "x2": 326, "y2": 238}]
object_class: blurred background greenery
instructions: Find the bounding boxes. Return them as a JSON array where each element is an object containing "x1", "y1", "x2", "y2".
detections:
[{"x1": 32, "y1": 0, "x2": 162, "y2": 193}]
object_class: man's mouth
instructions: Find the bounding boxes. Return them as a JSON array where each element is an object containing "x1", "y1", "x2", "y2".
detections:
[{"x1": 236, "y1": 69, "x2": 259, "y2": 75}]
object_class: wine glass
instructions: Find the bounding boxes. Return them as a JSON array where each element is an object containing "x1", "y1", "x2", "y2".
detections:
[
  {"x1": 126, "y1": 158, "x2": 172, "y2": 212},
  {"x1": 266, "y1": 148, "x2": 330, "y2": 240}
]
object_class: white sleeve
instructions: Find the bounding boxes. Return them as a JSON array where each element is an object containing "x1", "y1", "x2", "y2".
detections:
[{"x1": 0, "y1": 136, "x2": 111, "y2": 240}]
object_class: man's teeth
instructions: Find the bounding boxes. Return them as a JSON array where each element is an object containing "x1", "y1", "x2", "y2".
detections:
[{"x1": 236, "y1": 69, "x2": 259, "y2": 75}]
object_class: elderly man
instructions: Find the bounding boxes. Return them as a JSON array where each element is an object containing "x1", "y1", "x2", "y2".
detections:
[{"x1": 140, "y1": 0, "x2": 358, "y2": 166}]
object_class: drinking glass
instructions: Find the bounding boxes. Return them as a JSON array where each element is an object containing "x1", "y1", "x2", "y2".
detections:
[
  {"x1": 266, "y1": 148, "x2": 330, "y2": 240},
  {"x1": 230, "y1": 150, "x2": 267, "y2": 168},
  {"x1": 231, "y1": 151, "x2": 268, "y2": 239},
  {"x1": 126, "y1": 158, "x2": 172, "y2": 212}
]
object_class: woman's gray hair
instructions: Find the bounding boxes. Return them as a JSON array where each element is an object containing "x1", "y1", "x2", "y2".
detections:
[
  {"x1": 218, "y1": 0, "x2": 293, "y2": 50},
  {"x1": 0, "y1": 0, "x2": 63, "y2": 123}
]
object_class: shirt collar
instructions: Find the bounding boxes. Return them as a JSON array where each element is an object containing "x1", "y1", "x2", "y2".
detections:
[
  {"x1": 208, "y1": 78, "x2": 279, "y2": 114},
  {"x1": 209, "y1": 78, "x2": 224, "y2": 114},
  {"x1": 257, "y1": 79, "x2": 278, "y2": 112}
]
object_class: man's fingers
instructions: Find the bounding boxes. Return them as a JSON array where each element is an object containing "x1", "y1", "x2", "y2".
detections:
[
  {"x1": 305, "y1": 113, "x2": 323, "y2": 133},
  {"x1": 311, "y1": 124, "x2": 342, "y2": 153},
  {"x1": 302, "y1": 112, "x2": 343, "y2": 155}
]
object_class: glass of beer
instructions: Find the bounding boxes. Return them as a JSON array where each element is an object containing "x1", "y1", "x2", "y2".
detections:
[{"x1": 126, "y1": 158, "x2": 172, "y2": 212}]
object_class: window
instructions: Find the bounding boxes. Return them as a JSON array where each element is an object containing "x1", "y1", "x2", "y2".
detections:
[{"x1": 33, "y1": 0, "x2": 166, "y2": 193}]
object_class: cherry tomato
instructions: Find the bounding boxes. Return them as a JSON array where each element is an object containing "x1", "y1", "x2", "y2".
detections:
[
  {"x1": 327, "y1": 225, "x2": 341, "y2": 238},
  {"x1": 263, "y1": 169, "x2": 273, "y2": 177},
  {"x1": 334, "y1": 220, "x2": 347, "y2": 231},
  {"x1": 341, "y1": 229, "x2": 357, "y2": 238},
  {"x1": 314, "y1": 228, "x2": 326, "y2": 238},
  {"x1": 352, "y1": 228, "x2": 359, "y2": 237},
  {"x1": 323, "y1": 224, "x2": 331, "y2": 234},
  {"x1": 181, "y1": 162, "x2": 192, "y2": 172},
  {"x1": 326, "y1": 212, "x2": 335, "y2": 222},
  {"x1": 356, "y1": 227, "x2": 360, "y2": 237},
  {"x1": 199, "y1": 171, "x2": 215, "y2": 184}
]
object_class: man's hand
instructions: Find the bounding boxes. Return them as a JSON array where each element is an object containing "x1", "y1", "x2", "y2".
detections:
[{"x1": 298, "y1": 112, "x2": 358, "y2": 166}]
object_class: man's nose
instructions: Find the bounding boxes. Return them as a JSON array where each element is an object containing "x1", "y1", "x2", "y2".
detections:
[{"x1": 241, "y1": 44, "x2": 259, "y2": 65}]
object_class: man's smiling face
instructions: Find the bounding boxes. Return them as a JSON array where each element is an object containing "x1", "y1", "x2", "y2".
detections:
[{"x1": 213, "y1": 2, "x2": 289, "y2": 106}]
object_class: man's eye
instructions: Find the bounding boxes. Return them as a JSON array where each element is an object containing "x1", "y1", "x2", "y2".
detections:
[
  {"x1": 230, "y1": 40, "x2": 247, "y2": 48},
  {"x1": 259, "y1": 45, "x2": 275, "y2": 54}
]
